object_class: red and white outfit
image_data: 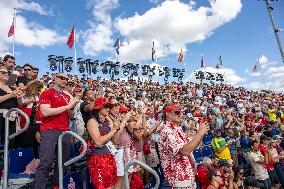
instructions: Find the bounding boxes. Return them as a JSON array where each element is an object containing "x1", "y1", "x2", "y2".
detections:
[{"x1": 158, "y1": 121, "x2": 196, "y2": 189}]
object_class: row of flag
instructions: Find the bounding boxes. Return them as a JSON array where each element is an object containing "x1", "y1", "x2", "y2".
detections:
[{"x1": 7, "y1": 11, "x2": 257, "y2": 73}]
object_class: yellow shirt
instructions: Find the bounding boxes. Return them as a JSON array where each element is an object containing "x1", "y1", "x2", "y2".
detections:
[{"x1": 211, "y1": 137, "x2": 231, "y2": 160}]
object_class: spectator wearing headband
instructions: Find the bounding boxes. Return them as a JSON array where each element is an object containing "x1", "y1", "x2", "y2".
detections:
[
  {"x1": 158, "y1": 103, "x2": 209, "y2": 188},
  {"x1": 35, "y1": 73, "x2": 80, "y2": 189}
]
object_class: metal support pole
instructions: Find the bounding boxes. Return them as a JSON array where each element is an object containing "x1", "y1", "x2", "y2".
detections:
[
  {"x1": 124, "y1": 160, "x2": 160, "y2": 189},
  {"x1": 265, "y1": 0, "x2": 284, "y2": 63},
  {"x1": 58, "y1": 131, "x2": 87, "y2": 189},
  {"x1": 2, "y1": 108, "x2": 30, "y2": 189}
]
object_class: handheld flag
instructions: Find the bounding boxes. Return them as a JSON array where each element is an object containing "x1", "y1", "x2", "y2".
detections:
[
  {"x1": 152, "y1": 41, "x2": 156, "y2": 62},
  {"x1": 178, "y1": 49, "x2": 184, "y2": 62},
  {"x1": 201, "y1": 56, "x2": 205, "y2": 68},
  {"x1": 114, "y1": 35, "x2": 120, "y2": 55},
  {"x1": 67, "y1": 26, "x2": 75, "y2": 49},
  {"x1": 8, "y1": 16, "x2": 15, "y2": 37}
]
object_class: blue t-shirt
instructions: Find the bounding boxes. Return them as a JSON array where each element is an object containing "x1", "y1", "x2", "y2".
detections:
[{"x1": 239, "y1": 137, "x2": 251, "y2": 153}]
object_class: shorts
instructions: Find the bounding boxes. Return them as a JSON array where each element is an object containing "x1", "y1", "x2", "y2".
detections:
[
  {"x1": 115, "y1": 147, "x2": 134, "y2": 176},
  {"x1": 268, "y1": 170, "x2": 279, "y2": 186}
]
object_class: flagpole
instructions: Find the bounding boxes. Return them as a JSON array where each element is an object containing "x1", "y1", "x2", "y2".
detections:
[
  {"x1": 13, "y1": 8, "x2": 16, "y2": 57},
  {"x1": 74, "y1": 26, "x2": 78, "y2": 76}
]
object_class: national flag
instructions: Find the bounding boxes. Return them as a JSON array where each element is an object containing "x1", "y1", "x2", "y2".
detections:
[
  {"x1": 252, "y1": 64, "x2": 258, "y2": 73},
  {"x1": 201, "y1": 56, "x2": 205, "y2": 68},
  {"x1": 216, "y1": 63, "x2": 220, "y2": 69},
  {"x1": 252, "y1": 59, "x2": 260, "y2": 73},
  {"x1": 152, "y1": 41, "x2": 156, "y2": 62},
  {"x1": 114, "y1": 35, "x2": 120, "y2": 55},
  {"x1": 218, "y1": 56, "x2": 223, "y2": 66},
  {"x1": 67, "y1": 26, "x2": 75, "y2": 49},
  {"x1": 8, "y1": 16, "x2": 15, "y2": 37},
  {"x1": 178, "y1": 48, "x2": 184, "y2": 62}
]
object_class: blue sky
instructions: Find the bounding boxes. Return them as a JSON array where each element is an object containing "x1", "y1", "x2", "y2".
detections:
[{"x1": 0, "y1": 0, "x2": 284, "y2": 91}]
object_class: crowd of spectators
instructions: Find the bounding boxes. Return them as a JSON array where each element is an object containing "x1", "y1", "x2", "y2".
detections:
[{"x1": 0, "y1": 54, "x2": 284, "y2": 189}]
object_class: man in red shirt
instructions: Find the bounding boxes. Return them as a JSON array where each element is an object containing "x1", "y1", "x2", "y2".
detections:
[{"x1": 35, "y1": 73, "x2": 80, "y2": 189}]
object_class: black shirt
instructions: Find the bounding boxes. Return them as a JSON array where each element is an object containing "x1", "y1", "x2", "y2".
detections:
[
  {"x1": 16, "y1": 76, "x2": 32, "y2": 86},
  {"x1": 0, "y1": 88, "x2": 18, "y2": 109},
  {"x1": 80, "y1": 101, "x2": 92, "y2": 126}
]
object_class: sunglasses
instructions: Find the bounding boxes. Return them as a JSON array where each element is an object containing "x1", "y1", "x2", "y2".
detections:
[
  {"x1": 57, "y1": 76, "x2": 68, "y2": 81},
  {"x1": 110, "y1": 103, "x2": 119, "y2": 108},
  {"x1": 67, "y1": 83, "x2": 74, "y2": 87},
  {"x1": 24, "y1": 68, "x2": 32, "y2": 71},
  {"x1": 0, "y1": 71, "x2": 9, "y2": 75},
  {"x1": 171, "y1": 110, "x2": 181, "y2": 116},
  {"x1": 103, "y1": 104, "x2": 111, "y2": 109}
]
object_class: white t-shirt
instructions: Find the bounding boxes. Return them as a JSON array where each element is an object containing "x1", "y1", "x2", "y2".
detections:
[{"x1": 248, "y1": 151, "x2": 269, "y2": 180}]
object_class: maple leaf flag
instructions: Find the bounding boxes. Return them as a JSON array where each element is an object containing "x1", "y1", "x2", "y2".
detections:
[
  {"x1": 67, "y1": 26, "x2": 75, "y2": 49},
  {"x1": 8, "y1": 17, "x2": 15, "y2": 37},
  {"x1": 178, "y1": 49, "x2": 184, "y2": 62},
  {"x1": 114, "y1": 36, "x2": 120, "y2": 55}
]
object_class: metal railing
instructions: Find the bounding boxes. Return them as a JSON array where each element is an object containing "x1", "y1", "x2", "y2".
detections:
[
  {"x1": 58, "y1": 131, "x2": 87, "y2": 189},
  {"x1": 124, "y1": 160, "x2": 160, "y2": 189},
  {"x1": 2, "y1": 108, "x2": 30, "y2": 189}
]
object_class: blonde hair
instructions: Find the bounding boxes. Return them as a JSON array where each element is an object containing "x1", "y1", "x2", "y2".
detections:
[{"x1": 25, "y1": 80, "x2": 44, "y2": 97}]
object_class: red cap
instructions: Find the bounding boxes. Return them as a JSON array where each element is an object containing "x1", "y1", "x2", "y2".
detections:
[
  {"x1": 93, "y1": 98, "x2": 110, "y2": 109},
  {"x1": 119, "y1": 106, "x2": 131, "y2": 113}
]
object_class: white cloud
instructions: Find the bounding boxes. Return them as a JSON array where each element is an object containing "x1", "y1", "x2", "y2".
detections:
[
  {"x1": 243, "y1": 80, "x2": 284, "y2": 93},
  {"x1": 264, "y1": 65, "x2": 284, "y2": 78},
  {"x1": 82, "y1": 0, "x2": 119, "y2": 55},
  {"x1": 115, "y1": 0, "x2": 242, "y2": 62},
  {"x1": 0, "y1": 0, "x2": 64, "y2": 55},
  {"x1": 186, "y1": 67, "x2": 245, "y2": 85},
  {"x1": 258, "y1": 55, "x2": 269, "y2": 68}
]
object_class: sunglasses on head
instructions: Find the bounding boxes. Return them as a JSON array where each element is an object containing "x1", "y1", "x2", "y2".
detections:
[
  {"x1": 110, "y1": 103, "x2": 119, "y2": 108},
  {"x1": 57, "y1": 76, "x2": 68, "y2": 81},
  {"x1": 0, "y1": 71, "x2": 9, "y2": 75}
]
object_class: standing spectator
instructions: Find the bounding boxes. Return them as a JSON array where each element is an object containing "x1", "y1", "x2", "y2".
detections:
[
  {"x1": 32, "y1": 67, "x2": 39, "y2": 80},
  {"x1": 258, "y1": 136, "x2": 280, "y2": 189},
  {"x1": 0, "y1": 66, "x2": 22, "y2": 148},
  {"x1": 86, "y1": 97, "x2": 130, "y2": 189},
  {"x1": 232, "y1": 166, "x2": 245, "y2": 189},
  {"x1": 211, "y1": 128, "x2": 232, "y2": 162},
  {"x1": 207, "y1": 170, "x2": 225, "y2": 189},
  {"x1": 158, "y1": 103, "x2": 209, "y2": 188},
  {"x1": 16, "y1": 63, "x2": 34, "y2": 89},
  {"x1": 247, "y1": 140, "x2": 271, "y2": 189},
  {"x1": 34, "y1": 73, "x2": 80, "y2": 189},
  {"x1": 3, "y1": 55, "x2": 16, "y2": 86}
]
